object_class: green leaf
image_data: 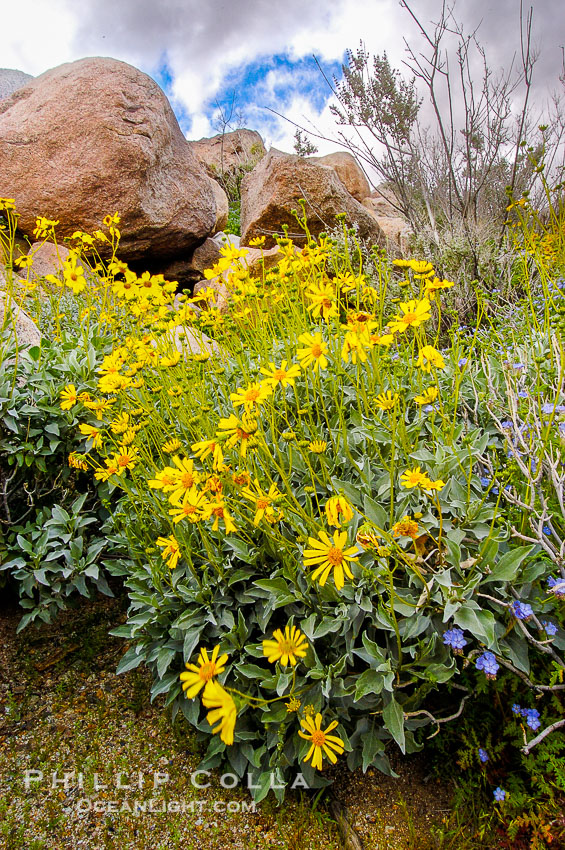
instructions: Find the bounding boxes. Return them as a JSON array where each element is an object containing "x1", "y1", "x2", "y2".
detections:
[
  {"x1": 355, "y1": 669, "x2": 384, "y2": 701},
  {"x1": 362, "y1": 722, "x2": 384, "y2": 772},
  {"x1": 483, "y1": 546, "x2": 533, "y2": 583},
  {"x1": 383, "y1": 696, "x2": 405, "y2": 754},
  {"x1": 363, "y1": 495, "x2": 388, "y2": 530}
]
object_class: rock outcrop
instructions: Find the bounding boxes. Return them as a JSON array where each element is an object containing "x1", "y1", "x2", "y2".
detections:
[
  {"x1": 240, "y1": 150, "x2": 385, "y2": 248},
  {"x1": 362, "y1": 190, "x2": 411, "y2": 250},
  {"x1": 0, "y1": 69, "x2": 33, "y2": 101},
  {"x1": 190, "y1": 129, "x2": 266, "y2": 182},
  {"x1": 308, "y1": 152, "x2": 371, "y2": 202},
  {"x1": 0, "y1": 288, "x2": 41, "y2": 349},
  {"x1": 0, "y1": 58, "x2": 217, "y2": 263}
]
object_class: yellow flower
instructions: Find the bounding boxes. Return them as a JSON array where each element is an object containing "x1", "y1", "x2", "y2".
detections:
[
  {"x1": 299, "y1": 713, "x2": 345, "y2": 771},
  {"x1": 248, "y1": 235, "x2": 266, "y2": 247},
  {"x1": 416, "y1": 345, "x2": 445, "y2": 372},
  {"x1": 191, "y1": 437, "x2": 224, "y2": 471},
  {"x1": 341, "y1": 330, "x2": 370, "y2": 364},
  {"x1": 0, "y1": 198, "x2": 16, "y2": 211},
  {"x1": 424, "y1": 477, "x2": 446, "y2": 492},
  {"x1": 109, "y1": 413, "x2": 130, "y2": 434},
  {"x1": 369, "y1": 331, "x2": 395, "y2": 347},
  {"x1": 33, "y1": 216, "x2": 59, "y2": 239},
  {"x1": 356, "y1": 524, "x2": 382, "y2": 550},
  {"x1": 160, "y1": 351, "x2": 181, "y2": 367},
  {"x1": 68, "y1": 452, "x2": 88, "y2": 471},
  {"x1": 408, "y1": 259, "x2": 435, "y2": 277},
  {"x1": 94, "y1": 459, "x2": 119, "y2": 482},
  {"x1": 241, "y1": 479, "x2": 283, "y2": 525},
  {"x1": 325, "y1": 495, "x2": 354, "y2": 528},
  {"x1": 375, "y1": 391, "x2": 399, "y2": 411},
  {"x1": 202, "y1": 680, "x2": 237, "y2": 746},
  {"x1": 60, "y1": 384, "x2": 77, "y2": 410},
  {"x1": 296, "y1": 332, "x2": 328, "y2": 371},
  {"x1": 156, "y1": 534, "x2": 181, "y2": 570},
  {"x1": 400, "y1": 466, "x2": 430, "y2": 489},
  {"x1": 392, "y1": 516, "x2": 419, "y2": 539},
  {"x1": 179, "y1": 644, "x2": 229, "y2": 699},
  {"x1": 259, "y1": 360, "x2": 301, "y2": 389},
  {"x1": 216, "y1": 414, "x2": 258, "y2": 458},
  {"x1": 424, "y1": 277, "x2": 454, "y2": 299},
  {"x1": 388, "y1": 298, "x2": 432, "y2": 333},
  {"x1": 78, "y1": 423, "x2": 103, "y2": 449},
  {"x1": 168, "y1": 488, "x2": 208, "y2": 524},
  {"x1": 202, "y1": 498, "x2": 237, "y2": 534},
  {"x1": 14, "y1": 254, "x2": 34, "y2": 269},
  {"x1": 308, "y1": 440, "x2": 327, "y2": 454},
  {"x1": 163, "y1": 438, "x2": 182, "y2": 454},
  {"x1": 304, "y1": 281, "x2": 338, "y2": 321},
  {"x1": 111, "y1": 444, "x2": 139, "y2": 473},
  {"x1": 286, "y1": 696, "x2": 301, "y2": 713},
  {"x1": 63, "y1": 253, "x2": 87, "y2": 294},
  {"x1": 263, "y1": 624, "x2": 308, "y2": 666},
  {"x1": 230, "y1": 381, "x2": 273, "y2": 413},
  {"x1": 414, "y1": 387, "x2": 439, "y2": 404},
  {"x1": 303, "y1": 529, "x2": 358, "y2": 590}
]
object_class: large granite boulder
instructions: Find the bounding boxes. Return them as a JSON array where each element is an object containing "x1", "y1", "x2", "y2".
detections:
[
  {"x1": 0, "y1": 69, "x2": 33, "y2": 101},
  {"x1": 362, "y1": 189, "x2": 411, "y2": 250},
  {"x1": 240, "y1": 150, "x2": 385, "y2": 248},
  {"x1": 0, "y1": 286, "x2": 41, "y2": 349},
  {"x1": 0, "y1": 58, "x2": 217, "y2": 263},
  {"x1": 190, "y1": 129, "x2": 266, "y2": 182},
  {"x1": 308, "y1": 151, "x2": 371, "y2": 202}
]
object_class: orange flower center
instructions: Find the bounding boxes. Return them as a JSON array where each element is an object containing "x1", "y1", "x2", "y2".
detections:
[
  {"x1": 311, "y1": 344, "x2": 323, "y2": 357},
  {"x1": 311, "y1": 730, "x2": 326, "y2": 747},
  {"x1": 236, "y1": 428, "x2": 250, "y2": 439},
  {"x1": 118, "y1": 454, "x2": 131, "y2": 467},
  {"x1": 245, "y1": 388, "x2": 260, "y2": 402},
  {"x1": 212, "y1": 506, "x2": 225, "y2": 518},
  {"x1": 278, "y1": 638, "x2": 295, "y2": 655},
  {"x1": 183, "y1": 505, "x2": 197, "y2": 515},
  {"x1": 198, "y1": 662, "x2": 216, "y2": 682},
  {"x1": 273, "y1": 369, "x2": 286, "y2": 381},
  {"x1": 180, "y1": 472, "x2": 195, "y2": 488},
  {"x1": 403, "y1": 312, "x2": 417, "y2": 323},
  {"x1": 327, "y1": 546, "x2": 344, "y2": 566},
  {"x1": 256, "y1": 497, "x2": 270, "y2": 510}
]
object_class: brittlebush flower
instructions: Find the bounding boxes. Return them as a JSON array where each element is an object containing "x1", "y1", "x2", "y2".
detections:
[
  {"x1": 202, "y1": 498, "x2": 237, "y2": 534},
  {"x1": 263, "y1": 624, "x2": 308, "y2": 666},
  {"x1": 60, "y1": 384, "x2": 78, "y2": 410},
  {"x1": 341, "y1": 330, "x2": 370, "y2": 364},
  {"x1": 308, "y1": 440, "x2": 327, "y2": 454},
  {"x1": 111, "y1": 444, "x2": 139, "y2": 473},
  {"x1": 305, "y1": 281, "x2": 338, "y2": 321},
  {"x1": 94, "y1": 459, "x2": 119, "y2": 482},
  {"x1": 216, "y1": 414, "x2": 258, "y2": 458},
  {"x1": 296, "y1": 332, "x2": 328, "y2": 371},
  {"x1": 78, "y1": 423, "x2": 103, "y2": 449},
  {"x1": 156, "y1": 534, "x2": 181, "y2": 570},
  {"x1": 163, "y1": 438, "x2": 182, "y2": 454},
  {"x1": 259, "y1": 360, "x2": 301, "y2": 389},
  {"x1": 416, "y1": 345, "x2": 445, "y2": 372},
  {"x1": 202, "y1": 680, "x2": 237, "y2": 745},
  {"x1": 325, "y1": 495, "x2": 354, "y2": 528},
  {"x1": 299, "y1": 713, "x2": 345, "y2": 771},
  {"x1": 388, "y1": 299, "x2": 431, "y2": 333},
  {"x1": 168, "y1": 488, "x2": 208, "y2": 524},
  {"x1": 191, "y1": 437, "x2": 224, "y2": 471},
  {"x1": 241, "y1": 479, "x2": 283, "y2": 525},
  {"x1": 375, "y1": 391, "x2": 399, "y2": 411},
  {"x1": 179, "y1": 645, "x2": 229, "y2": 699},
  {"x1": 424, "y1": 277, "x2": 454, "y2": 299},
  {"x1": 303, "y1": 530, "x2": 359, "y2": 590},
  {"x1": 414, "y1": 387, "x2": 439, "y2": 404},
  {"x1": 63, "y1": 253, "x2": 87, "y2": 294},
  {"x1": 392, "y1": 516, "x2": 419, "y2": 539},
  {"x1": 400, "y1": 466, "x2": 430, "y2": 489},
  {"x1": 230, "y1": 381, "x2": 272, "y2": 413}
]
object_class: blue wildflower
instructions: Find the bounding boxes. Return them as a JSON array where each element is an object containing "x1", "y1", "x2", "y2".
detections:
[
  {"x1": 478, "y1": 748, "x2": 489, "y2": 763},
  {"x1": 500, "y1": 420, "x2": 513, "y2": 429},
  {"x1": 517, "y1": 391, "x2": 528, "y2": 398},
  {"x1": 512, "y1": 704, "x2": 522, "y2": 715},
  {"x1": 458, "y1": 357, "x2": 468, "y2": 368},
  {"x1": 541, "y1": 620, "x2": 557, "y2": 636},
  {"x1": 547, "y1": 576, "x2": 565, "y2": 598},
  {"x1": 443, "y1": 627, "x2": 467, "y2": 655},
  {"x1": 542, "y1": 525, "x2": 551, "y2": 536},
  {"x1": 476, "y1": 651, "x2": 499, "y2": 679},
  {"x1": 522, "y1": 708, "x2": 541, "y2": 731},
  {"x1": 493, "y1": 787, "x2": 506, "y2": 802},
  {"x1": 511, "y1": 599, "x2": 533, "y2": 620}
]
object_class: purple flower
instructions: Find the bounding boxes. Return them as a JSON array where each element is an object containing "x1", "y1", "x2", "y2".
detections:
[
  {"x1": 541, "y1": 620, "x2": 557, "y2": 636},
  {"x1": 541, "y1": 403, "x2": 565, "y2": 415},
  {"x1": 478, "y1": 747, "x2": 489, "y2": 763},
  {"x1": 476, "y1": 651, "x2": 499, "y2": 679},
  {"x1": 511, "y1": 600, "x2": 533, "y2": 621},
  {"x1": 493, "y1": 787, "x2": 506, "y2": 802},
  {"x1": 443, "y1": 627, "x2": 467, "y2": 654},
  {"x1": 512, "y1": 703, "x2": 522, "y2": 715},
  {"x1": 458, "y1": 357, "x2": 468, "y2": 368},
  {"x1": 547, "y1": 576, "x2": 565, "y2": 598},
  {"x1": 522, "y1": 708, "x2": 541, "y2": 731},
  {"x1": 517, "y1": 391, "x2": 528, "y2": 399},
  {"x1": 500, "y1": 420, "x2": 513, "y2": 430}
]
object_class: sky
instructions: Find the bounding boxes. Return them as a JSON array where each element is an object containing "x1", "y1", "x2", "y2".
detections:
[{"x1": 0, "y1": 0, "x2": 564, "y2": 156}]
